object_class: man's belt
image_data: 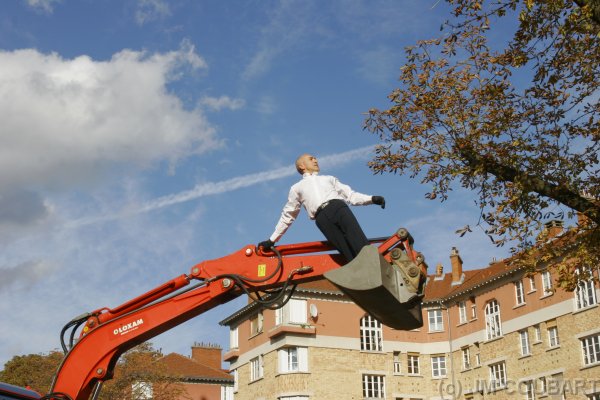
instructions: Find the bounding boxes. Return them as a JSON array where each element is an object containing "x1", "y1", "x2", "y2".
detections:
[{"x1": 315, "y1": 200, "x2": 332, "y2": 218}]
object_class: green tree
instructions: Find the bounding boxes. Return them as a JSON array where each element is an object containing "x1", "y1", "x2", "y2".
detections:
[
  {"x1": 365, "y1": 0, "x2": 599, "y2": 289},
  {"x1": 0, "y1": 351, "x2": 63, "y2": 394}
]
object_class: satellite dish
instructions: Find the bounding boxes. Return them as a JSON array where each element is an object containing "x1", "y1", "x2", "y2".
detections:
[{"x1": 309, "y1": 304, "x2": 318, "y2": 319}]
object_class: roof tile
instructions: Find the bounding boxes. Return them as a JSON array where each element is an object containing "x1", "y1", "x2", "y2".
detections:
[{"x1": 159, "y1": 353, "x2": 233, "y2": 381}]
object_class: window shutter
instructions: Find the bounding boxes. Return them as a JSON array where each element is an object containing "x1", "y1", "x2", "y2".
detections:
[
  {"x1": 290, "y1": 299, "x2": 307, "y2": 323},
  {"x1": 278, "y1": 349, "x2": 286, "y2": 373},
  {"x1": 298, "y1": 347, "x2": 308, "y2": 371},
  {"x1": 229, "y1": 326, "x2": 238, "y2": 349}
]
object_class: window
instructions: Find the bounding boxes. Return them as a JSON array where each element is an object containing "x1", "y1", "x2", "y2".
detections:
[
  {"x1": 229, "y1": 326, "x2": 238, "y2": 349},
  {"x1": 519, "y1": 330, "x2": 531, "y2": 356},
  {"x1": 275, "y1": 298, "x2": 307, "y2": 325},
  {"x1": 475, "y1": 353, "x2": 481, "y2": 366},
  {"x1": 428, "y1": 309, "x2": 444, "y2": 332},
  {"x1": 523, "y1": 380, "x2": 535, "y2": 400},
  {"x1": 360, "y1": 314, "x2": 383, "y2": 351},
  {"x1": 393, "y1": 351, "x2": 402, "y2": 374},
  {"x1": 407, "y1": 354, "x2": 420, "y2": 375},
  {"x1": 581, "y1": 333, "x2": 600, "y2": 366},
  {"x1": 574, "y1": 268, "x2": 597, "y2": 310},
  {"x1": 221, "y1": 385, "x2": 234, "y2": 400},
  {"x1": 458, "y1": 301, "x2": 467, "y2": 324},
  {"x1": 489, "y1": 362, "x2": 507, "y2": 390},
  {"x1": 533, "y1": 324, "x2": 542, "y2": 342},
  {"x1": 547, "y1": 372, "x2": 571, "y2": 400},
  {"x1": 549, "y1": 373, "x2": 565, "y2": 399},
  {"x1": 541, "y1": 271, "x2": 553, "y2": 295},
  {"x1": 588, "y1": 393, "x2": 600, "y2": 400},
  {"x1": 529, "y1": 276, "x2": 537, "y2": 291},
  {"x1": 132, "y1": 381, "x2": 152, "y2": 400},
  {"x1": 250, "y1": 355, "x2": 263, "y2": 381},
  {"x1": 431, "y1": 355, "x2": 447, "y2": 378},
  {"x1": 362, "y1": 374, "x2": 385, "y2": 398},
  {"x1": 471, "y1": 303, "x2": 477, "y2": 319},
  {"x1": 538, "y1": 377, "x2": 547, "y2": 396},
  {"x1": 462, "y1": 347, "x2": 471, "y2": 370},
  {"x1": 515, "y1": 280, "x2": 525, "y2": 305},
  {"x1": 278, "y1": 347, "x2": 308, "y2": 373},
  {"x1": 548, "y1": 326, "x2": 559, "y2": 348},
  {"x1": 485, "y1": 300, "x2": 502, "y2": 340},
  {"x1": 250, "y1": 312, "x2": 263, "y2": 336}
]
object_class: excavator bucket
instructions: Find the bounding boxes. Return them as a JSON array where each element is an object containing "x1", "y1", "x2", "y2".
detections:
[{"x1": 324, "y1": 245, "x2": 424, "y2": 330}]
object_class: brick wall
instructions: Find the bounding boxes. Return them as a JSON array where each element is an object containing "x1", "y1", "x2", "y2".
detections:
[{"x1": 225, "y1": 268, "x2": 600, "y2": 399}]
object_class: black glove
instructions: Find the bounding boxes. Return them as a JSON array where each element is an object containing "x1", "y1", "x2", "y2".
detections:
[
  {"x1": 258, "y1": 239, "x2": 275, "y2": 252},
  {"x1": 372, "y1": 196, "x2": 386, "y2": 209}
]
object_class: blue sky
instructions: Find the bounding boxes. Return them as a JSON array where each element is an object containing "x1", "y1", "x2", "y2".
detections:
[{"x1": 0, "y1": 0, "x2": 518, "y2": 367}]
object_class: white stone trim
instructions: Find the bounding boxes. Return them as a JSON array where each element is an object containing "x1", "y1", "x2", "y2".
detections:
[
  {"x1": 484, "y1": 356, "x2": 508, "y2": 366},
  {"x1": 517, "y1": 368, "x2": 566, "y2": 382},
  {"x1": 575, "y1": 326, "x2": 600, "y2": 340}
]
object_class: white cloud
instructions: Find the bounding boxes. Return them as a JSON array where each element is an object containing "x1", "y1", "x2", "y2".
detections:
[
  {"x1": 256, "y1": 95, "x2": 277, "y2": 115},
  {"x1": 242, "y1": 1, "x2": 315, "y2": 80},
  {"x1": 0, "y1": 189, "x2": 54, "y2": 242},
  {"x1": 0, "y1": 200, "x2": 207, "y2": 366},
  {"x1": 335, "y1": 0, "x2": 429, "y2": 38},
  {"x1": 0, "y1": 260, "x2": 56, "y2": 290},
  {"x1": 243, "y1": 49, "x2": 275, "y2": 81},
  {"x1": 25, "y1": 0, "x2": 62, "y2": 14},
  {"x1": 0, "y1": 43, "x2": 218, "y2": 192},
  {"x1": 66, "y1": 145, "x2": 375, "y2": 227},
  {"x1": 135, "y1": 0, "x2": 171, "y2": 26},
  {"x1": 240, "y1": 0, "x2": 440, "y2": 82},
  {"x1": 356, "y1": 45, "x2": 400, "y2": 86},
  {"x1": 199, "y1": 96, "x2": 246, "y2": 111},
  {"x1": 402, "y1": 196, "x2": 513, "y2": 271}
]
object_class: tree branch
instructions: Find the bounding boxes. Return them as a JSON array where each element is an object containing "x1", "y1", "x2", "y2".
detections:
[
  {"x1": 457, "y1": 144, "x2": 600, "y2": 223},
  {"x1": 573, "y1": 0, "x2": 600, "y2": 25}
]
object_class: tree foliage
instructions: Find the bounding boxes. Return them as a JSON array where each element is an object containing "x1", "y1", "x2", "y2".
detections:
[
  {"x1": 365, "y1": 0, "x2": 599, "y2": 288},
  {"x1": 0, "y1": 351, "x2": 63, "y2": 395},
  {"x1": 97, "y1": 342, "x2": 187, "y2": 400},
  {"x1": 0, "y1": 343, "x2": 187, "y2": 400}
]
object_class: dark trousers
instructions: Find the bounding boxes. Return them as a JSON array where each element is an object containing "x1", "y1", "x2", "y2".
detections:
[{"x1": 315, "y1": 199, "x2": 369, "y2": 261}]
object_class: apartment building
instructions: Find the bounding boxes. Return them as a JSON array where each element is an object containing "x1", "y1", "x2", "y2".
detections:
[{"x1": 220, "y1": 228, "x2": 600, "y2": 400}]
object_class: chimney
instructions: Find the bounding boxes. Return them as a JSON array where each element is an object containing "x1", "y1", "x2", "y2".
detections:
[
  {"x1": 544, "y1": 220, "x2": 564, "y2": 240},
  {"x1": 191, "y1": 342, "x2": 222, "y2": 370},
  {"x1": 450, "y1": 247, "x2": 463, "y2": 284},
  {"x1": 434, "y1": 263, "x2": 444, "y2": 281}
]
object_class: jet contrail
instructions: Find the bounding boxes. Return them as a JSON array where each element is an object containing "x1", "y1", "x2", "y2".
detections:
[{"x1": 67, "y1": 145, "x2": 375, "y2": 227}]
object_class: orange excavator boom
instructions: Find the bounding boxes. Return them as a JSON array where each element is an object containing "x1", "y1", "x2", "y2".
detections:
[{"x1": 44, "y1": 227, "x2": 425, "y2": 400}]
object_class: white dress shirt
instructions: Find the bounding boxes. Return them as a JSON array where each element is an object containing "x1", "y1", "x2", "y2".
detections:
[{"x1": 269, "y1": 172, "x2": 373, "y2": 242}]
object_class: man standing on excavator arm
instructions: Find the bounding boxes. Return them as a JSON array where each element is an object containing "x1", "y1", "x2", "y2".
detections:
[{"x1": 258, "y1": 153, "x2": 386, "y2": 261}]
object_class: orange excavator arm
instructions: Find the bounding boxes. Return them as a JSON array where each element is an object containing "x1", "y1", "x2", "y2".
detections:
[{"x1": 45, "y1": 228, "x2": 425, "y2": 400}]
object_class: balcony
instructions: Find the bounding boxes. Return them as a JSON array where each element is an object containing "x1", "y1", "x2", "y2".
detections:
[{"x1": 268, "y1": 324, "x2": 316, "y2": 339}]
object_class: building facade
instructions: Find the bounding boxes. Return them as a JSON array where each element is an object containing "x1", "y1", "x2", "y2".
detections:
[
  {"x1": 158, "y1": 343, "x2": 234, "y2": 400},
  {"x1": 220, "y1": 232, "x2": 600, "y2": 400}
]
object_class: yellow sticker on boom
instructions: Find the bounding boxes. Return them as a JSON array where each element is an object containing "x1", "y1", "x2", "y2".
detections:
[{"x1": 257, "y1": 264, "x2": 267, "y2": 277}]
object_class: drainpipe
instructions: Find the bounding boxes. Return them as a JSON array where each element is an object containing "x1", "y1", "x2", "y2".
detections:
[{"x1": 441, "y1": 300, "x2": 456, "y2": 400}]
